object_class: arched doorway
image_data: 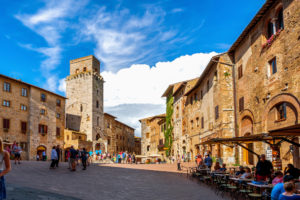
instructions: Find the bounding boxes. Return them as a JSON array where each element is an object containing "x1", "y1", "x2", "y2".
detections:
[
  {"x1": 240, "y1": 115, "x2": 254, "y2": 165},
  {"x1": 37, "y1": 145, "x2": 46, "y2": 161}
]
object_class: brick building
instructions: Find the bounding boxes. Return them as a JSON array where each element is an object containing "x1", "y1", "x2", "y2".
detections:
[
  {"x1": 228, "y1": 0, "x2": 300, "y2": 168},
  {"x1": 162, "y1": 78, "x2": 199, "y2": 160},
  {"x1": 65, "y1": 55, "x2": 105, "y2": 152},
  {"x1": 140, "y1": 114, "x2": 166, "y2": 159},
  {"x1": 184, "y1": 53, "x2": 235, "y2": 163},
  {"x1": 104, "y1": 113, "x2": 135, "y2": 154},
  {"x1": 0, "y1": 74, "x2": 65, "y2": 160},
  {"x1": 134, "y1": 137, "x2": 141, "y2": 155}
]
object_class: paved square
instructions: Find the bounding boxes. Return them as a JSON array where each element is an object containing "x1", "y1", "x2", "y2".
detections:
[{"x1": 6, "y1": 161, "x2": 227, "y2": 200}]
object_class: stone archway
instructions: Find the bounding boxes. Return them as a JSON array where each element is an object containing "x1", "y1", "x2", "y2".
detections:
[
  {"x1": 239, "y1": 111, "x2": 255, "y2": 165},
  {"x1": 37, "y1": 145, "x2": 47, "y2": 161},
  {"x1": 262, "y1": 93, "x2": 300, "y2": 132}
]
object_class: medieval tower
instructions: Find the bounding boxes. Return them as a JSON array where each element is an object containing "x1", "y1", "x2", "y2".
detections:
[{"x1": 65, "y1": 55, "x2": 104, "y2": 145}]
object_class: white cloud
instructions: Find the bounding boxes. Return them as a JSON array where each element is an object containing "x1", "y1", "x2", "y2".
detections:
[
  {"x1": 102, "y1": 52, "x2": 217, "y2": 107},
  {"x1": 171, "y1": 8, "x2": 184, "y2": 13},
  {"x1": 58, "y1": 78, "x2": 66, "y2": 93},
  {"x1": 102, "y1": 51, "x2": 217, "y2": 136},
  {"x1": 15, "y1": 0, "x2": 87, "y2": 92}
]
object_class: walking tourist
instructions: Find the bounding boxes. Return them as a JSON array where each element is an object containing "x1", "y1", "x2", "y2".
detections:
[
  {"x1": 81, "y1": 148, "x2": 88, "y2": 170},
  {"x1": 66, "y1": 150, "x2": 71, "y2": 169},
  {"x1": 204, "y1": 154, "x2": 212, "y2": 169},
  {"x1": 271, "y1": 175, "x2": 294, "y2": 200},
  {"x1": 36, "y1": 154, "x2": 39, "y2": 161},
  {"x1": 284, "y1": 164, "x2": 300, "y2": 179},
  {"x1": 255, "y1": 154, "x2": 273, "y2": 181},
  {"x1": 13, "y1": 143, "x2": 22, "y2": 165},
  {"x1": 177, "y1": 155, "x2": 181, "y2": 171},
  {"x1": 278, "y1": 182, "x2": 300, "y2": 200},
  {"x1": 70, "y1": 146, "x2": 78, "y2": 171},
  {"x1": 50, "y1": 146, "x2": 58, "y2": 169},
  {"x1": 42, "y1": 151, "x2": 46, "y2": 161},
  {"x1": 0, "y1": 138, "x2": 11, "y2": 200},
  {"x1": 55, "y1": 145, "x2": 60, "y2": 168}
]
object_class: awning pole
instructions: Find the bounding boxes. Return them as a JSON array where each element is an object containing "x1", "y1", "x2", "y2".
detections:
[{"x1": 277, "y1": 137, "x2": 300, "y2": 147}]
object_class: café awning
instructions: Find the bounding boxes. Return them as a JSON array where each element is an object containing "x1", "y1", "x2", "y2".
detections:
[{"x1": 268, "y1": 124, "x2": 300, "y2": 137}]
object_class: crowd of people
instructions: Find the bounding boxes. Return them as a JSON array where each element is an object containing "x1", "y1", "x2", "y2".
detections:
[{"x1": 193, "y1": 153, "x2": 300, "y2": 200}]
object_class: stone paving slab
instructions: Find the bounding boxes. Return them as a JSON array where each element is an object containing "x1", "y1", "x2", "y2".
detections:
[{"x1": 5, "y1": 161, "x2": 228, "y2": 200}]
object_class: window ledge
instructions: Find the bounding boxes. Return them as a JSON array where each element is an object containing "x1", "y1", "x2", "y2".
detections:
[{"x1": 262, "y1": 29, "x2": 283, "y2": 50}]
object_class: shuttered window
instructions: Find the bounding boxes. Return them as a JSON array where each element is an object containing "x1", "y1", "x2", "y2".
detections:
[
  {"x1": 239, "y1": 97, "x2": 244, "y2": 112},
  {"x1": 21, "y1": 121, "x2": 27, "y2": 133},
  {"x1": 3, "y1": 119, "x2": 10, "y2": 129}
]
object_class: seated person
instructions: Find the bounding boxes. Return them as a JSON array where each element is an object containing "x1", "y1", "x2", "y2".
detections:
[
  {"x1": 240, "y1": 167, "x2": 252, "y2": 179},
  {"x1": 219, "y1": 164, "x2": 227, "y2": 172},
  {"x1": 284, "y1": 164, "x2": 300, "y2": 179},
  {"x1": 271, "y1": 175, "x2": 295, "y2": 200},
  {"x1": 214, "y1": 162, "x2": 221, "y2": 171},
  {"x1": 272, "y1": 171, "x2": 284, "y2": 186},
  {"x1": 279, "y1": 182, "x2": 300, "y2": 200},
  {"x1": 236, "y1": 166, "x2": 245, "y2": 177}
]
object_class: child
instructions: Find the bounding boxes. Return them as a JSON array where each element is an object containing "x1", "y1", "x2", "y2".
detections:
[{"x1": 279, "y1": 182, "x2": 300, "y2": 200}]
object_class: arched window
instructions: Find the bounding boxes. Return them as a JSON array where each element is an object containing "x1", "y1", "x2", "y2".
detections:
[
  {"x1": 267, "y1": 20, "x2": 274, "y2": 39},
  {"x1": 276, "y1": 8, "x2": 284, "y2": 31}
]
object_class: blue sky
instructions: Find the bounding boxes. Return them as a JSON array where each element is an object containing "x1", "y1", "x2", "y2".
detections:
[{"x1": 0, "y1": 0, "x2": 264, "y2": 135}]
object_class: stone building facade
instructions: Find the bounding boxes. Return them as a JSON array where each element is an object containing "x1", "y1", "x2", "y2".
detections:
[
  {"x1": 140, "y1": 114, "x2": 166, "y2": 159},
  {"x1": 162, "y1": 78, "x2": 198, "y2": 160},
  {"x1": 184, "y1": 54, "x2": 235, "y2": 163},
  {"x1": 134, "y1": 137, "x2": 141, "y2": 155},
  {"x1": 228, "y1": 0, "x2": 300, "y2": 167},
  {"x1": 104, "y1": 113, "x2": 135, "y2": 154},
  {"x1": 0, "y1": 74, "x2": 65, "y2": 160},
  {"x1": 65, "y1": 55, "x2": 105, "y2": 151}
]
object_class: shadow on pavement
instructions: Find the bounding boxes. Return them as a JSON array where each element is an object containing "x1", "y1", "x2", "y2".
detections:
[{"x1": 6, "y1": 184, "x2": 81, "y2": 200}]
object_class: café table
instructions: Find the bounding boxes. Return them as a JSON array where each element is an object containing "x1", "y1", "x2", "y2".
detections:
[
  {"x1": 230, "y1": 177, "x2": 253, "y2": 182},
  {"x1": 247, "y1": 182, "x2": 273, "y2": 199}
]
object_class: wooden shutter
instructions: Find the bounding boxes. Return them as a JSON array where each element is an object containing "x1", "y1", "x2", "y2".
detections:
[
  {"x1": 238, "y1": 65, "x2": 243, "y2": 79},
  {"x1": 239, "y1": 97, "x2": 244, "y2": 112},
  {"x1": 45, "y1": 125, "x2": 48, "y2": 134}
]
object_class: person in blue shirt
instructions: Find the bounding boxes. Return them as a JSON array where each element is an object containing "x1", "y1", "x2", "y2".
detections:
[
  {"x1": 204, "y1": 155, "x2": 212, "y2": 169},
  {"x1": 271, "y1": 175, "x2": 295, "y2": 200},
  {"x1": 279, "y1": 182, "x2": 300, "y2": 200}
]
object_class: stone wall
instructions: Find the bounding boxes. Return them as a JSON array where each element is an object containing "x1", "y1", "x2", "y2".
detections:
[{"x1": 232, "y1": 0, "x2": 300, "y2": 167}]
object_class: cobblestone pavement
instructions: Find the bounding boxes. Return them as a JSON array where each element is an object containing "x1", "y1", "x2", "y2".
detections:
[
  {"x1": 6, "y1": 161, "x2": 228, "y2": 200},
  {"x1": 99, "y1": 162, "x2": 197, "y2": 174}
]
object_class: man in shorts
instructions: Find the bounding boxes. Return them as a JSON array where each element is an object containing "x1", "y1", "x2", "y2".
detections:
[{"x1": 13, "y1": 142, "x2": 22, "y2": 164}]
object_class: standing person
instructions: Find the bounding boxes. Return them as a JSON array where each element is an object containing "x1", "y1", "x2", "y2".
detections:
[
  {"x1": 204, "y1": 154, "x2": 212, "y2": 169},
  {"x1": 36, "y1": 154, "x2": 39, "y2": 161},
  {"x1": 50, "y1": 146, "x2": 58, "y2": 169},
  {"x1": 0, "y1": 138, "x2": 11, "y2": 200},
  {"x1": 255, "y1": 154, "x2": 273, "y2": 181},
  {"x1": 177, "y1": 155, "x2": 181, "y2": 171},
  {"x1": 13, "y1": 143, "x2": 22, "y2": 165},
  {"x1": 55, "y1": 145, "x2": 60, "y2": 168},
  {"x1": 42, "y1": 151, "x2": 46, "y2": 161},
  {"x1": 69, "y1": 146, "x2": 78, "y2": 171},
  {"x1": 66, "y1": 150, "x2": 71, "y2": 169},
  {"x1": 81, "y1": 148, "x2": 88, "y2": 170}
]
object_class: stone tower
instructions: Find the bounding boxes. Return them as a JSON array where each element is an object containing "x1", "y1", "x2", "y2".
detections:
[{"x1": 65, "y1": 55, "x2": 104, "y2": 143}]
